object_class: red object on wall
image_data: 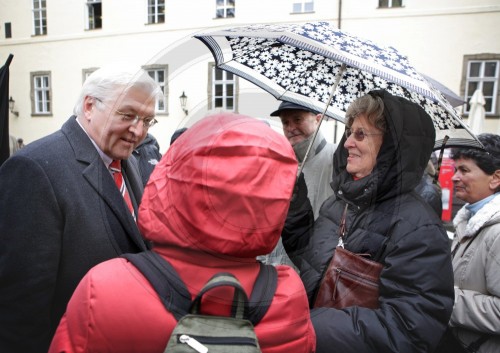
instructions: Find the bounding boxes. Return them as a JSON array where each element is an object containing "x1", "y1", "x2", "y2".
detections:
[{"x1": 439, "y1": 157, "x2": 455, "y2": 222}]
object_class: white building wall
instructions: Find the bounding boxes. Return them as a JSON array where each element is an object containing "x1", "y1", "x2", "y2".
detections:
[{"x1": 1, "y1": 0, "x2": 499, "y2": 151}]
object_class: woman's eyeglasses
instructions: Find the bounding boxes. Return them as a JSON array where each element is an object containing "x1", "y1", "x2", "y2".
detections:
[{"x1": 344, "y1": 128, "x2": 383, "y2": 141}]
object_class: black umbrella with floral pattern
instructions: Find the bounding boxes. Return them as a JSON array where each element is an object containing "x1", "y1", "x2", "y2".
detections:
[{"x1": 195, "y1": 21, "x2": 481, "y2": 151}]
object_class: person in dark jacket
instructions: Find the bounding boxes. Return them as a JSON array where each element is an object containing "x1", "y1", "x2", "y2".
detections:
[
  {"x1": 0, "y1": 64, "x2": 161, "y2": 353},
  {"x1": 415, "y1": 160, "x2": 443, "y2": 216},
  {"x1": 282, "y1": 89, "x2": 454, "y2": 353},
  {"x1": 133, "y1": 132, "x2": 162, "y2": 186}
]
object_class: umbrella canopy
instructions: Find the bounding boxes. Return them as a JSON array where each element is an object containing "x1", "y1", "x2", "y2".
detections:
[
  {"x1": 467, "y1": 89, "x2": 486, "y2": 135},
  {"x1": 195, "y1": 21, "x2": 481, "y2": 151},
  {"x1": 0, "y1": 54, "x2": 14, "y2": 167},
  {"x1": 420, "y1": 74, "x2": 465, "y2": 108}
]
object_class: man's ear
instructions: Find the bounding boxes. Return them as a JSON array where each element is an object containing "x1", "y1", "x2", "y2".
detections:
[
  {"x1": 490, "y1": 169, "x2": 500, "y2": 192},
  {"x1": 315, "y1": 113, "x2": 322, "y2": 123},
  {"x1": 82, "y1": 96, "x2": 94, "y2": 121}
]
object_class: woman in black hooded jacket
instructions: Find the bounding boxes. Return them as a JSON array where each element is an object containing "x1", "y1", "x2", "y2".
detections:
[{"x1": 282, "y1": 90, "x2": 454, "y2": 353}]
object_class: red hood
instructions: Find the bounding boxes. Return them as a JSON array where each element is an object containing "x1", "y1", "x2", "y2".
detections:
[{"x1": 138, "y1": 113, "x2": 297, "y2": 258}]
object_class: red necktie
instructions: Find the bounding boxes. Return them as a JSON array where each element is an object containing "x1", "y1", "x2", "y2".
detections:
[{"x1": 110, "y1": 160, "x2": 136, "y2": 221}]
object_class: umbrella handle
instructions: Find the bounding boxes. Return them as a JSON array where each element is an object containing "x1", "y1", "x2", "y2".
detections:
[{"x1": 296, "y1": 63, "x2": 346, "y2": 181}]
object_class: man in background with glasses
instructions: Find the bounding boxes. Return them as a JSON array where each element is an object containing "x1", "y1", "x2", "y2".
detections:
[{"x1": 0, "y1": 64, "x2": 162, "y2": 353}]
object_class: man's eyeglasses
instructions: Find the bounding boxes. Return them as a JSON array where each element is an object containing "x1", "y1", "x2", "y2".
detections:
[
  {"x1": 94, "y1": 97, "x2": 158, "y2": 129},
  {"x1": 344, "y1": 128, "x2": 383, "y2": 141}
]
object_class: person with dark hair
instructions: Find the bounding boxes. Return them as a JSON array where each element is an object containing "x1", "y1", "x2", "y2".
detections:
[
  {"x1": 0, "y1": 64, "x2": 162, "y2": 353},
  {"x1": 133, "y1": 133, "x2": 162, "y2": 186},
  {"x1": 282, "y1": 90, "x2": 454, "y2": 352},
  {"x1": 170, "y1": 127, "x2": 188, "y2": 145},
  {"x1": 437, "y1": 133, "x2": 500, "y2": 352}
]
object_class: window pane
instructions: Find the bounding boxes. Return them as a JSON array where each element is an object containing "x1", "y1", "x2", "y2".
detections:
[
  {"x1": 226, "y1": 72, "x2": 233, "y2": 80},
  {"x1": 392, "y1": 0, "x2": 402, "y2": 7},
  {"x1": 467, "y1": 81, "x2": 479, "y2": 94},
  {"x1": 484, "y1": 62, "x2": 498, "y2": 77},
  {"x1": 215, "y1": 69, "x2": 223, "y2": 80},
  {"x1": 215, "y1": 84, "x2": 223, "y2": 96},
  {"x1": 226, "y1": 8, "x2": 235, "y2": 17},
  {"x1": 292, "y1": 3, "x2": 302, "y2": 12},
  {"x1": 304, "y1": 1, "x2": 314, "y2": 12},
  {"x1": 469, "y1": 62, "x2": 481, "y2": 77},
  {"x1": 484, "y1": 98, "x2": 492, "y2": 112},
  {"x1": 228, "y1": 0, "x2": 235, "y2": 6},
  {"x1": 379, "y1": 0, "x2": 388, "y2": 8},
  {"x1": 216, "y1": 9, "x2": 224, "y2": 18},
  {"x1": 226, "y1": 98, "x2": 234, "y2": 110},
  {"x1": 215, "y1": 98, "x2": 223, "y2": 107},
  {"x1": 483, "y1": 82, "x2": 494, "y2": 96},
  {"x1": 227, "y1": 84, "x2": 234, "y2": 96}
]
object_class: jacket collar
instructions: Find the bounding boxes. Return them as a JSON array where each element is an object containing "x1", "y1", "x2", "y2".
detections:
[{"x1": 453, "y1": 193, "x2": 500, "y2": 239}]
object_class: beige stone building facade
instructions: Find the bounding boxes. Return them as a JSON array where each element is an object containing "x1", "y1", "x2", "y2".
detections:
[{"x1": 1, "y1": 0, "x2": 499, "y2": 151}]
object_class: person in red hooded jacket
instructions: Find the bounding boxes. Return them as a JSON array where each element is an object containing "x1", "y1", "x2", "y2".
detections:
[{"x1": 49, "y1": 112, "x2": 316, "y2": 353}]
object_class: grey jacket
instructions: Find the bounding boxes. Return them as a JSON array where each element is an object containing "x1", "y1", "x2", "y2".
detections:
[{"x1": 451, "y1": 193, "x2": 500, "y2": 353}]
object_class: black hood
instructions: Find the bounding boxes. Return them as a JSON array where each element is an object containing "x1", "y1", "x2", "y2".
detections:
[{"x1": 332, "y1": 90, "x2": 435, "y2": 206}]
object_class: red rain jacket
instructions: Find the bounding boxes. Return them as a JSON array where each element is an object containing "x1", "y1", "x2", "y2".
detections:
[{"x1": 49, "y1": 113, "x2": 316, "y2": 353}]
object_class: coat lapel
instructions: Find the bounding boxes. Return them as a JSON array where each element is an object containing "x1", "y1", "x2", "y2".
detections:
[{"x1": 63, "y1": 116, "x2": 147, "y2": 251}]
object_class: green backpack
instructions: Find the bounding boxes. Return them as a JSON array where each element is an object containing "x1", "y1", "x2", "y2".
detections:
[{"x1": 122, "y1": 251, "x2": 277, "y2": 353}]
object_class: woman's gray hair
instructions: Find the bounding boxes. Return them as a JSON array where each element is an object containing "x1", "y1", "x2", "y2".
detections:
[
  {"x1": 73, "y1": 64, "x2": 162, "y2": 116},
  {"x1": 345, "y1": 93, "x2": 386, "y2": 132}
]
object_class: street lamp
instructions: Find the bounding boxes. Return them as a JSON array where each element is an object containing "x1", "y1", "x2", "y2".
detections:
[
  {"x1": 9, "y1": 96, "x2": 19, "y2": 117},
  {"x1": 179, "y1": 91, "x2": 188, "y2": 116}
]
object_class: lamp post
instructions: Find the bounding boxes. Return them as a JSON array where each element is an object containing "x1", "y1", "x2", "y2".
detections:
[
  {"x1": 8, "y1": 96, "x2": 19, "y2": 117},
  {"x1": 179, "y1": 91, "x2": 188, "y2": 116}
]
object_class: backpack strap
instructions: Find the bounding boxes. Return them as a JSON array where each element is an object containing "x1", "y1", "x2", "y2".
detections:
[
  {"x1": 248, "y1": 262, "x2": 277, "y2": 325},
  {"x1": 122, "y1": 252, "x2": 277, "y2": 325},
  {"x1": 121, "y1": 251, "x2": 191, "y2": 321}
]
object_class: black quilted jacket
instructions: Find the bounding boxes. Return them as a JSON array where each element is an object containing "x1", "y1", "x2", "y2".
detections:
[{"x1": 282, "y1": 90, "x2": 454, "y2": 353}]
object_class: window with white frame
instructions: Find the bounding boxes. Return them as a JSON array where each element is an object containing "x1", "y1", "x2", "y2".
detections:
[
  {"x1": 292, "y1": 0, "x2": 314, "y2": 13},
  {"x1": 148, "y1": 0, "x2": 165, "y2": 24},
  {"x1": 378, "y1": 0, "x2": 403, "y2": 8},
  {"x1": 86, "y1": 0, "x2": 102, "y2": 30},
  {"x1": 210, "y1": 65, "x2": 236, "y2": 111},
  {"x1": 464, "y1": 59, "x2": 499, "y2": 115},
  {"x1": 216, "y1": 0, "x2": 235, "y2": 18},
  {"x1": 145, "y1": 66, "x2": 168, "y2": 113},
  {"x1": 32, "y1": 0, "x2": 47, "y2": 35},
  {"x1": 31, "y1": 72, "x2": 51, "y2": 115}
]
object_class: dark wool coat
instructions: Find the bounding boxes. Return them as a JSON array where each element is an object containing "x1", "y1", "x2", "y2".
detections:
[
  {"x1": 0, "y1": 116, "x2": 147, "y2": 353},
  {"x1": 283, "y1": 90, "x2": 454, "y2": 353}
]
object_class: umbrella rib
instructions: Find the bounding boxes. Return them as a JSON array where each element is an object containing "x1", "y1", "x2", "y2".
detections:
[{"x1": 297, "y1": 63, "x2": 346, "y2": 181}]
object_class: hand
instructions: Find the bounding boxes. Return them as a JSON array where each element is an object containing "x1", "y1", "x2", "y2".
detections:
[{"x1": 290, "y1": 172, "x2": 310, "y2": 211}]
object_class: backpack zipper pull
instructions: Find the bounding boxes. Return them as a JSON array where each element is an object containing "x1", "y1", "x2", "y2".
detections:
[{"x1": 179, "y1": 334, "x2": 208, "y2": 353}]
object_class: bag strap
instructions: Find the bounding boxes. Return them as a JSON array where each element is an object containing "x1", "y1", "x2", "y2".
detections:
[
  {"x1": 121, "y1": 251, "x2": 191, "y2": 321},
  {"x1": 249, "y1": 262, "x2": 277, "y2": 325},
  {"x1": 122, "y1": 252, "x2": 277, "y2": 325}
]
